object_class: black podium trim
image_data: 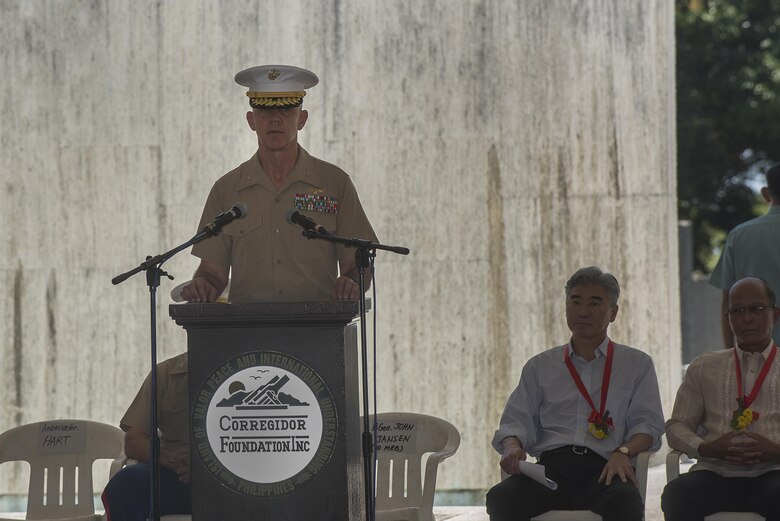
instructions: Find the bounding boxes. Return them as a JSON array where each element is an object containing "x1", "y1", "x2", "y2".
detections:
[{"x1": 169, "y1": 301, "x2": 361, "y2": 328}]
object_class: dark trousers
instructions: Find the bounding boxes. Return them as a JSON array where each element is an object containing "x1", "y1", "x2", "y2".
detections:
[
  {"x1": 661, "y1": 469, "x2": 780, "y2": 521},
  {"x1": 485, "y1": 446, "x2": 644, "y2": 521},
  {"x1": 101, "y1": 462, "x2": 191, "y2": 521}
]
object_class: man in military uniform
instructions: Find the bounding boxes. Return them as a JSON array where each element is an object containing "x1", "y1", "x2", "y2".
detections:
[
  {"x1": 182, "y1": 64, "x2": 377, "y2": 304},
  {"x1": 102, "y1": 65, "x2": 378, "y2": 520}
]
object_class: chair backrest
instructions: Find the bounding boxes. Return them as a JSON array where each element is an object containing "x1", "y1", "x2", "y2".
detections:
[
  {"x1": 0, "y1": 419, "x2": 125, "y2": 520},
  {"x1": 369, "y1": 412, "x2": 460, "y2": 521},
  {"x1": 665, "y1": 450, "x2": 766, "y2": 521}
]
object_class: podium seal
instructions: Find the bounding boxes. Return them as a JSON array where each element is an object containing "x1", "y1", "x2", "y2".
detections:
[{"x1": 192, "y1": 350, "x2": 337, "y2": 497}]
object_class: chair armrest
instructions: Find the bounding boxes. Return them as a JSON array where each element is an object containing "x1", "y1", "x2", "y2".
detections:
[
  {"x1": 635, "y1": 451, "x2": 650, "y2": 503},
  {"x1": 634, "y1": 450, "x2": 654, "y2": 504},
  {"x1": 424, "y1": 429, "x2": 461, "y2": 468},
  {"x1": 666, "y1": 449, "x2": 683, "y2": 482},
  {"x1": 420, "y1": 432, "x2": 461, "y2": 509},
  {"x1": 426, "y1": 443, "x2": 459, "y2": 466},
  {"x1": 422, "y1": 449, "x2": 455, "y2": 494}
]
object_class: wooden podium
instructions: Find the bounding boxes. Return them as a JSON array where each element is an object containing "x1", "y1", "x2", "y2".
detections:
[{"x1": 170, "y1": 302, "x2": 365, "y2": 521}]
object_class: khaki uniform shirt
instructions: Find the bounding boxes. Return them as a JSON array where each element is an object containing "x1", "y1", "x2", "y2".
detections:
[
  {"x1": 121, "y1": 352, "x2": 189, "y2": 454},
  {"x1": 191, "y1": 146, "x2": 377, "y2": 304}
]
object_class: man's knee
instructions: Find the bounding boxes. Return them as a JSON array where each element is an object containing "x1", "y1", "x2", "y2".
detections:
[
  {"x1": 486, "y1": 478, "x2": 534, "y2": 521},
  {"x1": 594, "y1": 482, "x2": 643, "y2": 521},
  {"x1": 661, "y1": 471, "x2": 712, "y2": 521},
  {"x1": 485, "y1": 481, "x2": 511, "y2": 517},
  {"x1": 660, "y1": 479, "x2": 680, "y2": 513}
]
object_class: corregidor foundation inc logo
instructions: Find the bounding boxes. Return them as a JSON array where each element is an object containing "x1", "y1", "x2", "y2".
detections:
[{"x1": 192, "y1": 351, "x2": 337, "y2": 497}]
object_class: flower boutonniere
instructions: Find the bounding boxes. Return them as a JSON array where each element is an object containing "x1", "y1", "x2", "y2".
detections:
[
  {"x1": 588, "y1": 410, "x2": 615, "y2": 439},
  {"x1": 731, "y1": 397, "x2": 759, "y2": 431}
]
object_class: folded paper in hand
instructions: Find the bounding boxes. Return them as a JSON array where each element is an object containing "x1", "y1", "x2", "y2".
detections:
[{"x1": 518, "y1": 461, "x2": 558, "y2": 490}]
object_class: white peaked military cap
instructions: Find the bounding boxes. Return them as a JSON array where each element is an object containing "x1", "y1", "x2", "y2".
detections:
[{"x1": 234, "y1": 65, "x2": 319, "y2": 109}]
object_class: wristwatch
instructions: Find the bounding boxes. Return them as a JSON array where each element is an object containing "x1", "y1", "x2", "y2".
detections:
[{"x1": 614, "y1": 446, "x2": 631, "y2": 457}]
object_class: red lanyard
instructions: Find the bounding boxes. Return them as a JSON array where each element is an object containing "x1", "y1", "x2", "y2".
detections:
[
  {"x1": 564, "y1": 340, "x2": 614, "y2": 421},
  {"x1": 734, "y1": 344, "x2": 777, "y2": 409}
]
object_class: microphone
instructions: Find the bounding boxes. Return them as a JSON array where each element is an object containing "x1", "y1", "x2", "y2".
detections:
[
  {"x1": 285, "y1": 208, "x2": 330, "y2": 235},
  {"x1": 201, "y1": 202, "x2": 248, "y2": 233}
]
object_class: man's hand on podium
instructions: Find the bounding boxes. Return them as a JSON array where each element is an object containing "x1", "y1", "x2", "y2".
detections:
[
  {"x1": 181, "y1": 277, "x2": 221, "y2": 303},
  {"x1": 181, "y1": 260, "x2": 230, "y2": 303},
  {"x1": 331, "y1": 275, "x2": 361, "y2": 300}
]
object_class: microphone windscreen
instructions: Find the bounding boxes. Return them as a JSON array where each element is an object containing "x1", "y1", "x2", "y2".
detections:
[
  {"x1": 285, "y1": 208, "x2": 298, "y2": 225},
  {"x1": 233, "y1": 202, "x2": 249, "y2": 218}
]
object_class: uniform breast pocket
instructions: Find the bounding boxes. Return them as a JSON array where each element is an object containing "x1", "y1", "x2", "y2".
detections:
[
  {"x1": 221, "y1": 213, "x2": 264, "y2": 261},
  {"x1": 295, "y1": 211, "x2": 337, "y2": 264}
]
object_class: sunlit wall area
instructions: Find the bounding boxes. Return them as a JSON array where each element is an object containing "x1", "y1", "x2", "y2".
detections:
[{"x1": 0, "y1": 0, "x2": 677, "y2": 496}]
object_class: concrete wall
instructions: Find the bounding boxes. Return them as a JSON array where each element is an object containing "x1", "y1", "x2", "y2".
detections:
[{"x1": 0, "y1": 0, "x2": 678, "y2": 495}]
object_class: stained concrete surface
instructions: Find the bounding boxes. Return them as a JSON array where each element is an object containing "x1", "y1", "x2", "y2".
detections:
[{"x1": 0, "y1": 0, "x2": 677, "y2": 496}]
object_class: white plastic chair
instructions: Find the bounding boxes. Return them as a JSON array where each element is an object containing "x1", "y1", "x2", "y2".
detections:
[
  {"x1": 498, "y1": 450, "x2": 653, "y2": 521},
  {"x1": 0, "y1": 419, "x2": 125, "y2": 521},
  {"x1": 665, "y1": 450, "x2": 765, "y2": 521},
  {"x1": 368, "y1": 412, "x2": 460, "y2": 521}
]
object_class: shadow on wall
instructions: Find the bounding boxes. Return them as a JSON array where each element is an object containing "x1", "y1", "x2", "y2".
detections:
[{"x1": 679, "y1": 221, "x2": 724, "y2": 364}]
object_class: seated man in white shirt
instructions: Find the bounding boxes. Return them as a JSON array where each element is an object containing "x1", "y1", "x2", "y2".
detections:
[
  {"x1": 485, "y1": 266, "x2": 665, "y2": 521},
  {"x1": 662, "y1": 276, "x2": 780, "y2": 521}
]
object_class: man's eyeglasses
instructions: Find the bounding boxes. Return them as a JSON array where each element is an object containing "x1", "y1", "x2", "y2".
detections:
[{"x1": 726, "y1": 305, "x2": 774, "y2": 317}]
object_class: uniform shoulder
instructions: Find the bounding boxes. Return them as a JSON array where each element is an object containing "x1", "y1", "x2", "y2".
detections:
[
  {"x1": 303, "y1": 149, "x2": 351, "y2": 181},
  {"x1": 211, "y1": 155, "x2": 256, "y2": 190}
]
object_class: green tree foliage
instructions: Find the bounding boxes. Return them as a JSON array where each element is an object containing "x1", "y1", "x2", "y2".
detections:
[{"x1": 677, "y1": 0, "x2": 780, "y2": 271}]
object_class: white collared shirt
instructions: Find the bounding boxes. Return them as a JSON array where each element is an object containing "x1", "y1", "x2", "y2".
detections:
[
  {"x1": 735, "y1": 341, "x2": 775, "y2": 392},
  {"x1": 492, "y1": 337, "x2": 664, "y2": 461}
]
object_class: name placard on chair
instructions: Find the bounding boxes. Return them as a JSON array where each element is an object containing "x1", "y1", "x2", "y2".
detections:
[
  {"x1": 38, "y1": 420, "x2": 87, "y2": 454},
  {"x1": 376, "y1": 420, "x2": 418, "y2": 453}
]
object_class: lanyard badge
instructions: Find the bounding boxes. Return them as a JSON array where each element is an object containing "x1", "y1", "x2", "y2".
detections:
[
  {"x1": 731, "y1": 344, "x2": 777, "y2": 430},
  {"x1": 564, "y1": 341, "x2": 615, "y2": 439}
]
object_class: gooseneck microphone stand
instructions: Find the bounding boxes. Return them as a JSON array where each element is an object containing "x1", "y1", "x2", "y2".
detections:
[
  {"x1": 111, "y1": 222, "x2": 235, "y2": 521},
  {"x1": 302, "y1": 229, "x2": 410, "y2": 521}
]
